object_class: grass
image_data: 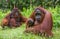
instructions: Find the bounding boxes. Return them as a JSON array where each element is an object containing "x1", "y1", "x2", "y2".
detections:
[{"x1": 0, "y1": 7, "x2": 60, "y2": 39}]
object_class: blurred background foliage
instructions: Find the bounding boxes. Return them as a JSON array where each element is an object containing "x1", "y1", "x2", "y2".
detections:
[{"x1": 0, "y1": 0, "x2": 60, "y2": 10}]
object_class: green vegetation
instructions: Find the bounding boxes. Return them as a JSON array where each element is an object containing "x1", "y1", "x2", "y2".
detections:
[
  {"x1": 0, "y1": 0, "x2": 60, "y2": 10},
  {"x1": 0, "y1": 6, "x2": 60, "y2": 39}
]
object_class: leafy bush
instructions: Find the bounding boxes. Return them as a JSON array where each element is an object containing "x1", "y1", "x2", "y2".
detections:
[
  {"x1": 48, "y1": 6, "x2": 60, "y2": 28},
  {"x1": 0, "y1": 0, "x2": 60, "y2": 10}
]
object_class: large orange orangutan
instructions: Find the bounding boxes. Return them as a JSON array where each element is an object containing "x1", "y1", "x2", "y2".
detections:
[
  {"x1": 1, "y1": 8, "x2": 27, "y2": 28},
  {"x1": 25, "y1": 7, "x2": 53, "y2": 37}
]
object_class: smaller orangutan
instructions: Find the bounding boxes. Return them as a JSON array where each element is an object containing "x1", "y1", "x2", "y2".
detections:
[
  {"x1": 26, "y1": 18, "x2": 34, "y2": 28},
  {"x1": 25, "y1": 7, "x2": 53, "y2": 37},
  {"x1": 1, "y1": 7, "x2": 27, "y2": 28}
]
